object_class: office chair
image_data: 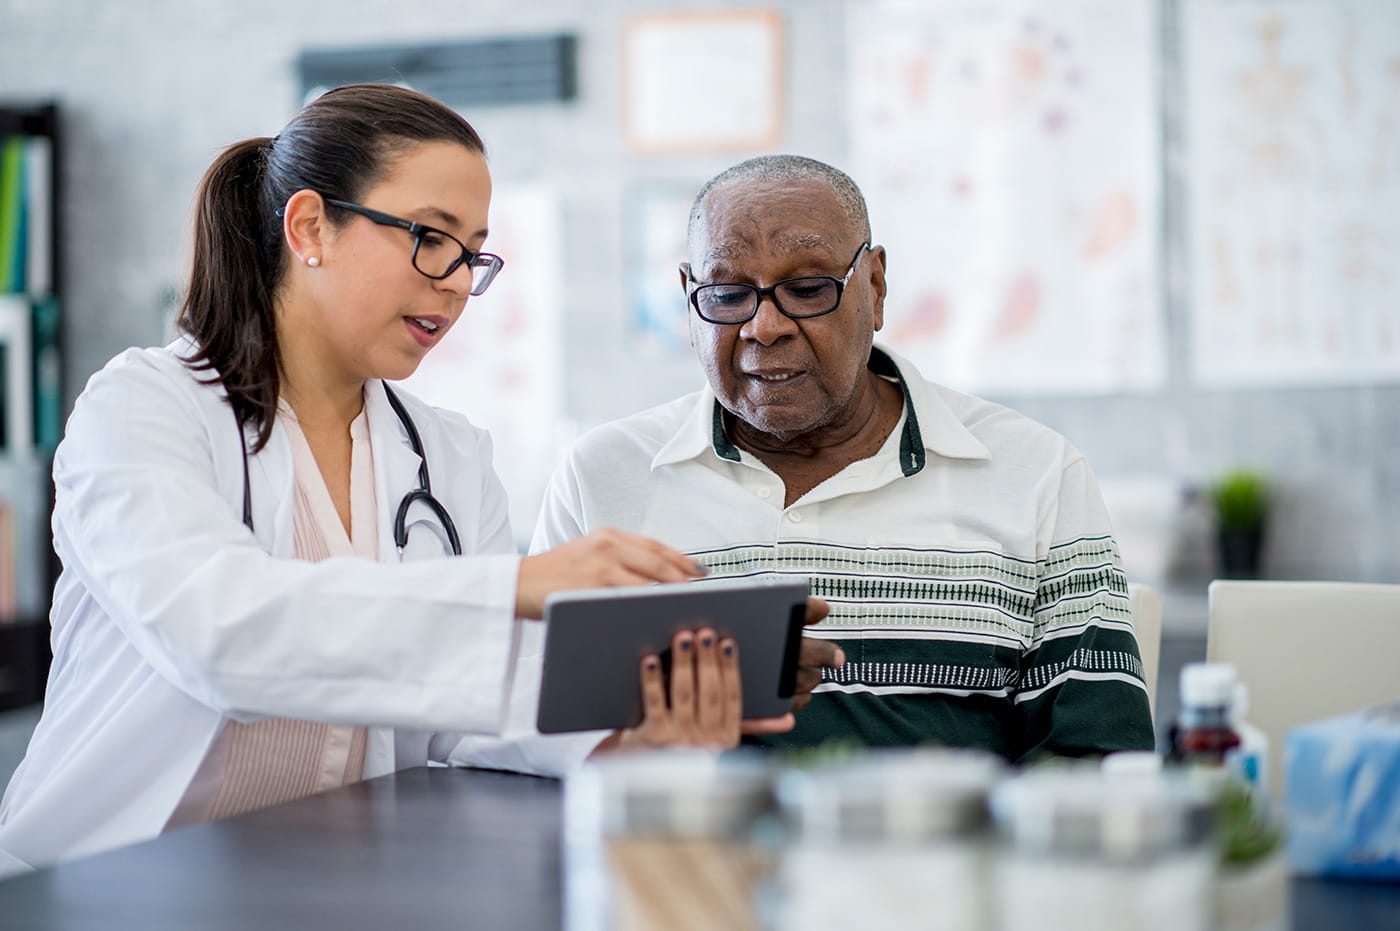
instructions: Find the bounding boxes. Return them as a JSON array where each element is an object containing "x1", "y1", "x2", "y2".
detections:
[
  {"x1": 1206, "y1": 579, "x2": 1400, "y2": 799},
  {"x1": 1127, "y1": 582, "x2": 1163, "y2": 724}
]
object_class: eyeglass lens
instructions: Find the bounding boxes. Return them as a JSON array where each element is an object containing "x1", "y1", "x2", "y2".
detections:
[
  {"x1": 694, "y1": 277, "x2": 841, "y2": 323},
  {"x1": 411, "y1": 236, "x2": 501, "y2": 295}
]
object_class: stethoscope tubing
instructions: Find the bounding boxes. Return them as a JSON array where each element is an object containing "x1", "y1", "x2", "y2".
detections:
[{"x1": 235, "y1": 382, "x2": 463, "y2": 556}]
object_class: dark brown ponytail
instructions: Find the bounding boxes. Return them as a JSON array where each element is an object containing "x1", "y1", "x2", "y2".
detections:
[{"x1": 176, "y1": 84, "x2": 486, "y2": 452}]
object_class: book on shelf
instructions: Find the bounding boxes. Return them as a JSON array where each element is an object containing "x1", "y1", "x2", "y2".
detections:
[
  {"x1": 0, "y1": 501, "x2": 13, "y2": 621},
  {"x1": 0, "y1": 133, "x2": 52, "y2": 297},
  {"x1": 0, "y1": 136, "x2": 23, "y2": 294},
  {"x1": 24, "y1": 136, "x2": 52, "y2": 297},
  {"x1": 31, "y1": 295, "x2": 60, "y2": 454},
  {"x1": 0, "y1": 295, "x2": 33, "y2": 452}
]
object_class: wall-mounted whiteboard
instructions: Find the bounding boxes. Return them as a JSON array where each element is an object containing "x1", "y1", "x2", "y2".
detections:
[{"x1": 848, "y1": 0, "x2": 1164, "y2": 395}]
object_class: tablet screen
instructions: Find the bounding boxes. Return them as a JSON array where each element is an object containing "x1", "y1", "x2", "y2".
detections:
[{"x1": 536, "y1": 577, "x2": 810, "y2": 734}]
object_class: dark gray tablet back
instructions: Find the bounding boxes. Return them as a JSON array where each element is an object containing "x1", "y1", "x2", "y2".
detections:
[{"x1": 536, "y1": 577, "x2": 810, "y2": 734}]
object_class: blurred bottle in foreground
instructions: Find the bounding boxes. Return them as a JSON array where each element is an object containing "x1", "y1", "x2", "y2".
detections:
[
  {"x1": 1169, "y1": 662, "x2": 1242, "y2": 770},
  {"x1": 769, "y1": 748, "x2": 1003, "y2": 931},
  {"x1": 991, "y1": 765, "x2": 1217, "y2": 931},
  {"x1": 563, "y1": 750, "x2": 772, "y2": 931}
]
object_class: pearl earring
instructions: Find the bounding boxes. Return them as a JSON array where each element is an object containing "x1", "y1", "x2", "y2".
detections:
[{"x1": 306, "y1": 256, "x2": 321, "y2": 267}]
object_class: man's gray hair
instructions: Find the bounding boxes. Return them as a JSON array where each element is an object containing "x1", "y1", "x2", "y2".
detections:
[{"x1": 687, "y1": 155, "x2": 872, "y2": 245}]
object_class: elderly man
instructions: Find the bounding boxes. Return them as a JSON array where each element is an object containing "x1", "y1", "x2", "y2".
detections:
[{"x1": 532, "y1": 155, "x2": 1154, "y2": 761}]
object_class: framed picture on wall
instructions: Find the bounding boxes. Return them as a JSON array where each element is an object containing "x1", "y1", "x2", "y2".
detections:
[
  {"x1": 621, "y1": 8, "x2": 785, "y2": 155},
  {"x1": 627, "y1": 182, "x2": 698, "y2": 353}
]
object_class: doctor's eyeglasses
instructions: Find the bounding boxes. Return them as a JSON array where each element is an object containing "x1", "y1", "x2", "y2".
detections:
[{"x1": 323, "y1": 198, "x2": 504, "y2": 296}]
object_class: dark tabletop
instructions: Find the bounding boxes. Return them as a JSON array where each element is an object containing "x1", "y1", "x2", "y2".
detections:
[
  {"x1": 0, "y1": 767, "x2": 564, "y2": 930},
  {"x1": 0, "y1": 766, "x2": 1395, "y2": 930}
]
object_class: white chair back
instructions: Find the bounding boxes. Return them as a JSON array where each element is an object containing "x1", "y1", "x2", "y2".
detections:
[
  {"x1": 1206, "y1": 579, "x2": 1400, "y2": 799},
  {"x1": 1127, "y1": 582, "x2": 1162, "y2": 724}
]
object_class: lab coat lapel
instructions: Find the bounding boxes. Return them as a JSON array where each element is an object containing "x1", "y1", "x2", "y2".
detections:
[
  {"x1": 363, "y1": 381, "x2": 437, "y2": 776},
  {"x1": 243, "y1": 414, "x2": 296, "y2": 558},
  {"x1": 363, "y1": 381, "x2": 427, "y2": 567}
]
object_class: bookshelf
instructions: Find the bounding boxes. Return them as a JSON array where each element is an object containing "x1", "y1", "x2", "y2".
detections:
[{"x1": 0, "y1": 101, "x2": 61, "y2": 710}]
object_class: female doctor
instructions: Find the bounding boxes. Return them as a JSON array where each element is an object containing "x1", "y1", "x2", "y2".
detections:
[{"x1": 0, "y1": 84, "x2": 796, "y2": 876}]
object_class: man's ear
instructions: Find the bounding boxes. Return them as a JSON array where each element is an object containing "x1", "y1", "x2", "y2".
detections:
[
  {"x1": 678, "y1": 262, "x2": 691, "y2": 292},
  {"x1": 868, "y1": 244, "x2": 889, "y2": 332},
  {"x1": 281, "y1": 189, "x2": 329, "y2": 267}
]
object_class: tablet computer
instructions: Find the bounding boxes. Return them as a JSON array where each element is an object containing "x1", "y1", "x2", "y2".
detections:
[{"x1": 535, "y1": 577, "x2": 810, "y2": 734}]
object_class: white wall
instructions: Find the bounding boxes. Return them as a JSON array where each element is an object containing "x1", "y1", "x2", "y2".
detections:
[{"x1": 2, "y1": 0, "x2": 1396, "y2": 581}]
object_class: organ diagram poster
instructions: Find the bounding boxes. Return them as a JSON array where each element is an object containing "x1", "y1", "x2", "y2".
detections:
[
  {"x1": 399, "y1": 185, "x2": 564, "y2": 549},
  {"x1": 848, "y1": 0, "x2": 1164, "y2": 395},
  {"x1": 1184, "y1": 0, "x2": 1400, "y2": 386}
]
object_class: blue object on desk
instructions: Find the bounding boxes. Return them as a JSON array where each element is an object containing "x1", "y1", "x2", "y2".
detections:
[{"x1": 1285, "y1": 701, "x2": 1400, "y2": 881}]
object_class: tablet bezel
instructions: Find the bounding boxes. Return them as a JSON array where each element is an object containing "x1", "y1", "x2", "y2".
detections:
[{"x1": 535, "y1": 577, "x2": 810, "y2": 734}]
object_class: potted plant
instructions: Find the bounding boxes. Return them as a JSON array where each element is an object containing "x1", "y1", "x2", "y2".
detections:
[
  {"x1": 1209, "y1": 469, "x2": 1269, "y2": 578},
  {"x1": 1214, "y1": 779, "x2": 1288, "y2": 931}
]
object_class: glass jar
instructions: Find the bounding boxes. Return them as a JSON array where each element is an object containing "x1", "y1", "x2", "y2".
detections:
[
  {"x1": 563, "y1": 749, "x2": 774, "y2": 931},
  {"x1": 990, "y1": 766, "x2": 1217, "y2": 931},
  {"x1": 769, "y1": 748, "x2": 1004, "y2": 931}
]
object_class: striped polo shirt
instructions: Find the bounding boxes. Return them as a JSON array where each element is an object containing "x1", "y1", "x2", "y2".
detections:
[{"x1": 532, "y1": 347, "x2": 1154, "y2": 762}]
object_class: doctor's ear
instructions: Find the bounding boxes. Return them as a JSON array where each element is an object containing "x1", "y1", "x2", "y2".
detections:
[{"x1": 281, "y1": 189, "x2": 331, "y2": 268}]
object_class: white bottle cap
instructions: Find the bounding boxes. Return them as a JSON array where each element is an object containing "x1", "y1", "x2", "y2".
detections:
[
  {"x1": 1101, "y1": 751, "x2": 1164, "y2": 779},
  {"x1": 1179, "y1": 662, "x2": 1237, "y2": 708}
]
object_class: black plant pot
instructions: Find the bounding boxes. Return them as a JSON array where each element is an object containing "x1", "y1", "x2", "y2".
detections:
[{"x1": 1217, "y1": 528, "x2": 1264, "y2": 578}]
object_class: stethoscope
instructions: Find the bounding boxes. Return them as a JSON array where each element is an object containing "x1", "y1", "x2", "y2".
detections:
[{"x1": 237, "y1": 382, "x2": 462, "y2": 557}]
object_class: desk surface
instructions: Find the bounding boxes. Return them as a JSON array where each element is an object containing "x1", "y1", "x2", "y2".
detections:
[{"x1": 0, "y1": 766, "x2": 1396, "y2": 930}]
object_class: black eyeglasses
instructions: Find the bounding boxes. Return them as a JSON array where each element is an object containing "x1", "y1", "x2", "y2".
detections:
[
  {"x1": 687, "y1": 243, "x2": 870, "y2": 324},
  {"x1": 323, "y1": 198, "x2": 504, "y2": 296}
]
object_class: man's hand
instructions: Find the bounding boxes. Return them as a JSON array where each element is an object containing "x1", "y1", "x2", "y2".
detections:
[
  {"x1": 515, "y1": 527, "x2": 706, "y2": 619},
  {"x1": 592, "y1": 627, "x2": 793, "y2": 754},
  {"x1": 792, "y1": 597, "x2": 844, "y2": 714},
  {"x1": 589, "y1": 597, "x2": 847, "y2": 758}
]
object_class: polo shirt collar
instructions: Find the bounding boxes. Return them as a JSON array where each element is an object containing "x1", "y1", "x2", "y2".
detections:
[
  {"x1": 873, "y1": 345, "x2": 991, "y2": 466},
  {"x1": 650, "y1": 344, "x2": 990, "y2": 472}
]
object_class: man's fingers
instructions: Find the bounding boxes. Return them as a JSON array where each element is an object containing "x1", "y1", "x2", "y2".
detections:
[
  {"x1": 804, "y1": 596, "x2": 830, "y2": 625},
  {"x1": 739, "y1": 713, "x2": 796, "y2": 736},
  {"x1": 798, "y1": 636, "x2": 846, "y2": 670}
]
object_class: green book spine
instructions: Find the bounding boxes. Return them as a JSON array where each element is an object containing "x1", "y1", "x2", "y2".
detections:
[
  {"x1": 32, "y1": 295, "x2": 61, "y2": 454},
  {"x1": 0, "y1": 138, "x2": 25, "y2": 293}
]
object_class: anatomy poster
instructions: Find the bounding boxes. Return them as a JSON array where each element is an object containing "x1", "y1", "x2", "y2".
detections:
[
  {"x1": 848, "y1": 0, "x2": 1164, "y2": 395},
  {"x1": 1184, "y1": 0, "x2": 1400, "y2": 386},
  {"x1": 399, "y1": 185, "x2": 564, "y2": 549}
]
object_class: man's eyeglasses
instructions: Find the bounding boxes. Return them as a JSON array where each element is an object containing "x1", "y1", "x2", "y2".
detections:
[
  {"x1": 687, "y1": 243, "x2": 870, "y2": 325},
  {"x1": 323, "y1": 198, "x2": 504, "y2": 296}
]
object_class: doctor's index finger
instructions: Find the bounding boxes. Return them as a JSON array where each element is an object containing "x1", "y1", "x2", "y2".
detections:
[{"x1": 596, "y1": 527, "x2": 708, "y2": 581}]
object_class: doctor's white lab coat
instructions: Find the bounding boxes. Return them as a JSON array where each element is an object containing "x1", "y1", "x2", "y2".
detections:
[{"x1": 0, "y1": 340, "x2": 536, "y2": 875}]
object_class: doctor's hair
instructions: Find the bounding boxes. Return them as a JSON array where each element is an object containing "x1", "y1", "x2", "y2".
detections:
[
  {"x1": 686, "y1": 154, "x2": 871, "y2": 247},
  {"x1": 176, "y1": 83, "x2": 485, "y2": 453}
]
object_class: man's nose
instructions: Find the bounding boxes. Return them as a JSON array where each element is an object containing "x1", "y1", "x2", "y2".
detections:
[{"x1": 739, "y1": 293, "x2": 797, "y2": 344}]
